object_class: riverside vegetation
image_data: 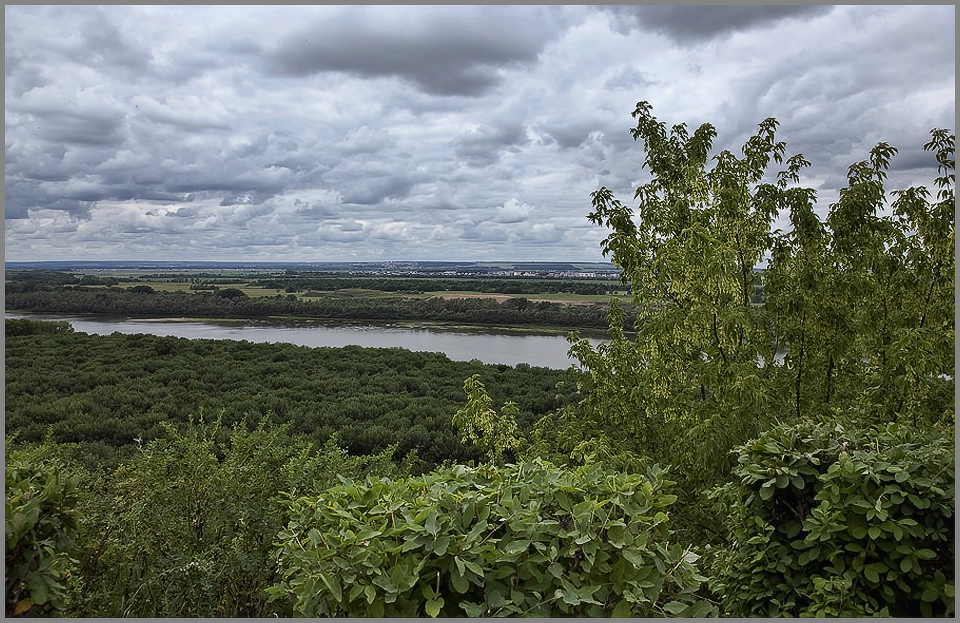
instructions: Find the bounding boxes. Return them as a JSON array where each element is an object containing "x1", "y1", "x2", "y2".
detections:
[{"x1": 6, "y1": 103, "x2": 954, "y2": 617}]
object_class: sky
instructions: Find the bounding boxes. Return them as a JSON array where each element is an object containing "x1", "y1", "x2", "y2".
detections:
[{"x1": 4, "y1": 5, "x2": 955, "y2": 262}]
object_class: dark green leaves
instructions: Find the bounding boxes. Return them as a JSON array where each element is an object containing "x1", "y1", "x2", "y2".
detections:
[
  {"x1": 713, "y1": 421, "x2": 955, "y2": 617},
  {"x1": 270, "y1": 460, "x2": 711, "y2": 617}
]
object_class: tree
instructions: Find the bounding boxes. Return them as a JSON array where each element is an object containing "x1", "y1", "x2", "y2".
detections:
[
  {"x1": 452, "y1": 375, "x2": 522, "y2": 464},
  {"x1": 568, "y1": 101, "x2": 954, "y2": 492}
]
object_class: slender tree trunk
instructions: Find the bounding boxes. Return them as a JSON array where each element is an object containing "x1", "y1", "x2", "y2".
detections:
[{"x1": 795, "y1": 311, "x2": 806, "y2": 420}]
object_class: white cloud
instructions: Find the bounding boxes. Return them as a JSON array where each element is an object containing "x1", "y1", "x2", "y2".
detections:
[{"x1": 4, "y1": 5, "x2": 955, "y2": 261}]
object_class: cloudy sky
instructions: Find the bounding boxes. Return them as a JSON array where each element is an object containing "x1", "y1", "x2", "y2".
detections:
[{"x1": 4, "y1": 5, "x2": 955, "y2": 262}]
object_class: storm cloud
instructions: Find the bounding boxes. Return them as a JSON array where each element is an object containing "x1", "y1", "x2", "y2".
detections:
[
  {"x1": 264, "y1": 7, "x2": 557, "y2": 96},
  {"x1": 4, "y1": 5, "x2": 955, "y2": 262}
]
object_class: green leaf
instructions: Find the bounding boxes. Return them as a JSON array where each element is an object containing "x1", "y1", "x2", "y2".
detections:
[
  {"x1": 425, "y1": 511, "x2": 439, "y2": 536},
  {"x1": 451, "y1": 569, "x2": 469, "y2": 594},
  {"x1": 504, "y1": 540, "x2": 529, "y2": 555},
  {"x1": 916, "y1": 549, "x2": 937, "y2": 560},
  {"x1": 426, "y1": 598, "x2": 444, "y2": 617},
  {"x1": 26, "y1": 576, "x2": 49, "y2": 605},
  {"x1": 612, "y1": 599, "x2": 632, "y2": 618},
  {"x1": 464, "y1": 559, "x2": 485, "y2": 578},
  {"x1": 318, "y1": 572, "x2": 343, "y2": 602},
  {"x1": 558, "y1": 585, "x2": 580, "y2": 606},
  {"x1": 681, "y1": 601, "x2": 714, "y2": 618},
  {"x1": 864, "y1": 564, "x2": 882, "y2": 584},
  {"x1": 486, "y1": 587, "x2": 507, "y2": 609},
  {"x1": 663, "y1": 600, "x2": 687, "y2": 615},
  {"x1": 622, "y1": 548, "x2": 644, "y2": 566}
]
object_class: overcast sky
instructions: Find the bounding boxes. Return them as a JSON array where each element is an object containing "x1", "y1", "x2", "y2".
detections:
[{"x1": 4, "y1": 5, "x2": 955, "y2": 262}]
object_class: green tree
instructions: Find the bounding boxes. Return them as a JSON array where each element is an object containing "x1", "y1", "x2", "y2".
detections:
[
  {"x1": 453, "y1": 374, "x2": 523, "y2": 464},
  {"x1": 568, "y1": 102, "x2": 954, "y2": 493}
]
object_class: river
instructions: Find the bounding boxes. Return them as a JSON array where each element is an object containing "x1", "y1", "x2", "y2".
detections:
[{"x1": 5, "y1": 312, "x2": 607, "y2": 369}]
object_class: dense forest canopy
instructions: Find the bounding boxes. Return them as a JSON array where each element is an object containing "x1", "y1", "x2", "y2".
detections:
[
  {"x1": 6, "y1": 103, "x2": 954, "y2": 618},
  {"x1": 5, "y1": 321, "x2": 577, "y2": 465}
]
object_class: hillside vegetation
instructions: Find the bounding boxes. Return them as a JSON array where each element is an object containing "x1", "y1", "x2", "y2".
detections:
[{"x1": 6, "y1": 104, "x2": 954, "y2": 617}]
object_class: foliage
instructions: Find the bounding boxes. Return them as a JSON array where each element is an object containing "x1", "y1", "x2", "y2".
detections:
[
  {"x1": 64, "y1": 416, "x2": 405, "y2": 617},
  {"x1": 453, "y1": 374, "x2": 523, "y2": 464},
  {"x1": 5, "y1": 327, "x2": 576, "y2": 465},
  {"x1": 6, "y1": 285, "x2": 628, "y2": 330},
  {"x1": 568, "y1": 101, "x2": 954, "y2": 492},
  {"x1": 269, "y1": 460, "x2": 715, "y2": 618},
  {"x1": 711, "y1": 420, "x2": 954, "y2": 617},
  {"x1": 5, "y1": 444, "x2": 81, "y2": 617},
  {"x1": 5, "y1": 318, "x2": 74, "y2": 337}
]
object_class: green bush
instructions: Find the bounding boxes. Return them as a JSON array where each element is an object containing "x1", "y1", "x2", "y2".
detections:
[
  {"x1": 66, "y1": 416, "x2": 405, "y2": 617},
  {"x1": 5, "y1": 318, "x2": 74, "y2": 337},
  {"x1": 712, "y1": 420, "x2": 955, "y2": 617},
  {"x1": 5, "y1": 447, "x2": 80, "y2": 617},
  {"x1": 269, "y1": 460, "x2": 714, "y2": 617}
]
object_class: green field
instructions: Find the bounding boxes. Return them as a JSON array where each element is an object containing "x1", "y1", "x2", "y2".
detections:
[{"x1": 86, "y1": 279, "x2": 629, "y2": 305}]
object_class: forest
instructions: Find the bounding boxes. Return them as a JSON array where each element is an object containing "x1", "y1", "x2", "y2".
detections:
[
  {"x1": 4, "y1": 286, "x2": 626, "y2": 331},
  {"x1": 4, "y1": 321, "x2": 577, "y2": 465},
  {"x1": 6, "y1": 104, "x2": 955, "y2": 617}
]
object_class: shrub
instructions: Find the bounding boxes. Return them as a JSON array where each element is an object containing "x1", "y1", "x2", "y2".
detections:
[
  {"x1": 66, "y1": 416, "x2": 405, "y2": 617},
  {"x1": 712, "y1": 420, "x2": 955, "y2": 617},
  {"x1": 5, "y1": 447, "x2": 80, "y2": 617},
  {"x1": 5, "y1": 318, "x2": 74, "y2": 337},
  {"x1": 269, "y1": 460, "x2": 714, "y2": 617}
]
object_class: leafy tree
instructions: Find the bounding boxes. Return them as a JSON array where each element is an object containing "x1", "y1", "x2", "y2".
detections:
[
  {"x1": 568, "y1": 102, "x2": 954, "y2": 493},
  {"x1": 452, "y1": 374, "x2": 523, "y2": 464},
  {"x1": 216, "y1": 288, "x2": 247, "y2": 299}
]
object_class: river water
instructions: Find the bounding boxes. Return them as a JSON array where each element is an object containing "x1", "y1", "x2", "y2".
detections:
[{"x1": 5, "y1": 312, "x2": 607, "y2": 369}]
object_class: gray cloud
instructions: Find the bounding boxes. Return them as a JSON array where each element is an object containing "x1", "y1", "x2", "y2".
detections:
[
  {"x1": 340, "y1": 175, "x2": 417, "y2": 206},
  {"x1": 603, "y1": 66, "x2": 658, "y2": 91},
  {"x1": 454, "y1": 123, "x2": 530, "y2": 167},
  {"x1": 4, "y1": 179, "x2": 95, "y2": 220},
  {"x1": 604, "y1": 5, "x2": 835, "y2": 44},
  {"x1": 3, "y1": 5, "x2": 954, "y2": 261},
  {"x1": 265, "y1": 8, "x2": 555, "y2": 96}
]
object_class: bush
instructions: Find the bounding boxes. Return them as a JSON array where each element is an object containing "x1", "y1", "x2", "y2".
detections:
[
  {"x1": 5, "y1": 318, "x2": 74, "y2": 337},
  {"x1": 712, "y1": 420, "x2": 955, "y2": 617},
  {"x1": 5, "y1": 447, "x2": 80, "y2": 617},
  {"x1": 269, "y1": 460, "x2": 714, "y2": 617},
  {"x1": 66, "y1": 416, "x2": 405, "y2": 617}
]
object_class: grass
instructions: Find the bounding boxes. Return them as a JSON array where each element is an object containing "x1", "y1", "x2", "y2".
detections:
[{"x1": 90, "y1": 279, "x2": 630, "y2": 306}]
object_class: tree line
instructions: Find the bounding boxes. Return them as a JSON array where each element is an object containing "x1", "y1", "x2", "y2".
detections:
[
  {"x1": 5, "y1": 287, "x2": 628, "y2": 330},
  {"x1": 258, "y1": 276, "x2": 620, "y2": 296}
]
